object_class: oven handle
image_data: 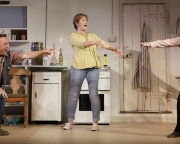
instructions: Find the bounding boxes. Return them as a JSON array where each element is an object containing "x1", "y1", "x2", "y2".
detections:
[{"x1": 80, "y1": 90, "x2": 110, "y2": 94}]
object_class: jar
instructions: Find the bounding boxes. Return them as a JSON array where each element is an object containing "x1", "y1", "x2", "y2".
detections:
[{"x1": 31, "y1": 42, "x2": 43, "y2": 65}]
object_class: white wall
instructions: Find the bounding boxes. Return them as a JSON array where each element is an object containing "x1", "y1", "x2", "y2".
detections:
[{"x1": 8, "y1": 0, "x2": 180, "y2": 123}]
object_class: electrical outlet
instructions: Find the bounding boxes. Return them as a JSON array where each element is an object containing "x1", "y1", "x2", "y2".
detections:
[{"x1": 109, "y1": 36, "x2": 117, "y2": 42}]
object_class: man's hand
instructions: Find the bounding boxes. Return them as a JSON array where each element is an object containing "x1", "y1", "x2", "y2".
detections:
[
  {"x1": 44, "y1": 48, "x2": 55, "y2": 55},
  {"x1": 140, "y1": 42, "x2": 151, "y2": 49},
  {"x1": 0, "y1": 88, "x2": 7, "y2": 98}
]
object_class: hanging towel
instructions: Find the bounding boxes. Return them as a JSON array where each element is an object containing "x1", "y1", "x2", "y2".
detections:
[
  {"x1": 176, "y1": 18, "x2": 180, "y2": 36},
  {"x1": 133, "y1": 22, "x2": 151, "y2": 90}
]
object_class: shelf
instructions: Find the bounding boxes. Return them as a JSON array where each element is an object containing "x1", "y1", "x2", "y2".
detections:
[{"x1": 10, "y1": 40, "x2": 29, "y2": 43}]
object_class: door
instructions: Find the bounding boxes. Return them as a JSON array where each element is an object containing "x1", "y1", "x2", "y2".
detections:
[
  {"x1": 122, "y1": 3, "x2": 170, "y2": 112},
  {"x1": 32, "y1": 83, "x2": 60, "y2": 121}
]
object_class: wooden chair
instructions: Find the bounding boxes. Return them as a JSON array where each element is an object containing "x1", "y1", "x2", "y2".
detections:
[{"x1": 3, "y1": 68, "x2": 31, "y2": 127}]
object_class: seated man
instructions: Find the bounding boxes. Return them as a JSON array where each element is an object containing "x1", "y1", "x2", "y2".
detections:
[{"x1": 0, "y1": 34, "x2": 54, "y2": 136}]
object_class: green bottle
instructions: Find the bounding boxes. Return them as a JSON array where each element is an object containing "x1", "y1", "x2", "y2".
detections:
[
  {"x1": 59, "y1": 48, "x2": 63, "y2": 66},
  {"x1": 103, "y1": 54, "x2": 108, "y2": 67}
]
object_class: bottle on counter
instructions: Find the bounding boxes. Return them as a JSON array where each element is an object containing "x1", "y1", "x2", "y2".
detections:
[
  {"x1": 43, "y1": 54, "x2": 49, "y2": 66},
  {"x1": 58, "y1": 48, "x2": 63, "y2": 66},
  {"x1": 50, "y1": 43, "x2": 57, "y2": 65},
  {"x1": 103, "y1": 54, "x2": 108, "y2": 67}
]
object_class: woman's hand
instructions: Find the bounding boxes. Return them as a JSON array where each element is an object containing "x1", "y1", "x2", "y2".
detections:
[
  {"x1": 109, "y1": 46, "x2": 124, "y2": 56},
  {"x1": 94, "y1": 40, "x2": 102, "y2": 47},
  {"x1": 83, "y1": 40, "x2": 102, "y2": 48},
  {"x1": 0, "y1": 88, "x2": 7, "y2": 98},
  {"x1": 115, "y1": 49, "x2": 124, "y2": 56}
]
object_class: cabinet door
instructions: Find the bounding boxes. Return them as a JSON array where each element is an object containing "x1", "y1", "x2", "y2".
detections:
[
  {"x1": 0, "y1": 6, "x2": 27, "y2": 28},
  {"x1": 32, "y1": 83, "x2": 60, "y2": 121},
  {"x1": 0, "y1": 6, "x2": 29, "y2": 42}
]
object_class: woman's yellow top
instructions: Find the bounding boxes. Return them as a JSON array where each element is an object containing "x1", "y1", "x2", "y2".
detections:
[{"x1": 70, "y1": 32, "x2": 105, "y2": 69}]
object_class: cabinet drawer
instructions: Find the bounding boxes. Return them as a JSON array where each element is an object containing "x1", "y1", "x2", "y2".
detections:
[{"x1": 33, "y1": 72, "x2": 61, "y2": 83}]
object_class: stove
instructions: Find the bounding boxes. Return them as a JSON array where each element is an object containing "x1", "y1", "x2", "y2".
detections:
[{"x1": 74, "y1": 67, "x2": 111, "y2": 124}]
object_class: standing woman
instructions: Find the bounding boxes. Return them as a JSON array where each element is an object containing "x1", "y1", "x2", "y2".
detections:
[{"x1": 63, "y1": 13, "x2": 123, "y2": 131}]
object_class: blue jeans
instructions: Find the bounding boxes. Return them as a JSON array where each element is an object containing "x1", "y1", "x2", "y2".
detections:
[
  {"x1": 0, "y1": 95, "x2": 6, "y2": 126},
  {"x1": 67, "y1": 67, "x2": 100, "y2": 122}
]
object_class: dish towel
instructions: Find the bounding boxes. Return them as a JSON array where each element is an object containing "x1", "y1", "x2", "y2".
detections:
[{"x1": 133, "y1": 22, "x2": 151, "y2": 90}]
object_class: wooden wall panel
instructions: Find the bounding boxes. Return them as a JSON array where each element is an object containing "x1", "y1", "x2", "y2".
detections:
[
  {"x1": 157, "y1": 4, "x2": 167, "y2": 111},
  {"x1": 123, "y1": 4, "x2": 134, "y2": 110},
  {"x1": 123, "y1": 3, "x2": 168, "y2": 112},
  {"x1": 139, "y1": 4, "x2": 149, "y2": 111},
  {"x1": 132, "y1": 4, "x2": 141, "y2": 110}
]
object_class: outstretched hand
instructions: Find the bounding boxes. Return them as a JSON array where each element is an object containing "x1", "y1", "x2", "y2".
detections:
[
  {"x1": 140, "y1": 42, "x2": 150, "y2": 49},
  {"x1": 45, "y1": 48, "x2": 55, "y2": 55},
  {"x1": 95, "y1": 40, "x2": 102, "y2": 47},
  {"x1": 115, "y1": 49, "x2": 124, "y2": 57}
]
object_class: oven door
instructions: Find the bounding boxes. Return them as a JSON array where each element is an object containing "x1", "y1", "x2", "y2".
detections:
[{"x1": 74, "y1": 91, "x2": 110, "y2": 124}]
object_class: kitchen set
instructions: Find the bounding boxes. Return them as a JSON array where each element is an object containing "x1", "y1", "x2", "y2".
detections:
[
  {"x1": 9, "y1": 56, "x2": 111, "y2": 125},
  {"x1": 0, "y1": 4, "x2": 112, "y2": 125}
]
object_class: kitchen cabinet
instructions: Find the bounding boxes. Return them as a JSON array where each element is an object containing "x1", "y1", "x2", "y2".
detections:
[
  {"x1": 0, "y1": 5, "x2": 29, "y2": 42},
  {"x1": 31, "y1": 72, "x2": 62, "y2": 122}
]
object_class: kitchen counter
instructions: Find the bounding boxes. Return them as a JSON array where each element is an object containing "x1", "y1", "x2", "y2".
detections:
[
  {"x1": 11, "y1": 65, "x2": 68, "y2": 72},
  {"x1": 11, "y1": 65, "x2": 109, "y2": 72},
  {"x1": 6, "y1": 65, "x2": 69, "y2": 124}
]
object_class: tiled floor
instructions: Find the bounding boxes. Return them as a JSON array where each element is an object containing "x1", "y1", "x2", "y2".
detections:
[{"x1": 0, "y1": 122, "x2": 180, "y2": 144}]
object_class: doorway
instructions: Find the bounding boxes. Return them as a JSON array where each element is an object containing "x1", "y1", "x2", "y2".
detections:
[{"x1": 122, "y1": 3, "x2": 170, "y2": 112}]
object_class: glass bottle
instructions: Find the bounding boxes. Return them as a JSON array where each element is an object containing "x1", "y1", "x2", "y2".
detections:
[
  {"x1": 58, "y1": 48, "x2": 63, "y2": 66},
  {"x1": 103, "y1": 54, "x2": 108, "y2": 67},
  {"x1": 51, "y1": 51, "x2": 57, "y2": 65},
  {"x1": 43, "y1": 54, "x2": 49, "y2": 66},
  {"x1": 38, "y1": 42, "x2": 43, "y2": 50},
  {"x1": 51, "y1": 43, "x2": 57, "y2": 65}
]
